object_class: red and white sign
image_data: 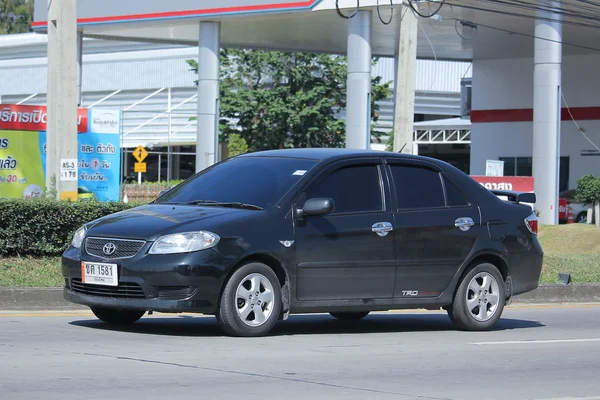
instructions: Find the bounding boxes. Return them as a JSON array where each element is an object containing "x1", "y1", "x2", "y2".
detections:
[
  {"x1": 0, "y1": 104, "x2": 88, "y2": 133},
  {"x1": 558, "y1": 198, "x2": 569, "y2": 220},
  {"x1": 470, "y1": 176, "x2": 534, "y2": 193}
]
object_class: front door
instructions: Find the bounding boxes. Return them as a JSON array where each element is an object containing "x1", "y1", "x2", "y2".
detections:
[
  {"x1": 294, "y1": 160, "x2": 396, "y2": 301},
  {"x1": 385, "y1": 160, "x2": 481, "y2": 299}
]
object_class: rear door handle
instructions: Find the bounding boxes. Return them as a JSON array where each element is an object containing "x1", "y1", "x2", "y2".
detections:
[
  {"x1": 455, "y1": 217, "x2": 475, "y2": 232},
  {"x1": 372, "y1": 222, "x2": 393, "y2": 237}
]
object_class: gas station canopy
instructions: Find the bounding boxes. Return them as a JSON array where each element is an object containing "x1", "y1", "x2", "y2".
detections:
[{"x1": 32, "y1": 0, "x2": 600, "y2": 60}]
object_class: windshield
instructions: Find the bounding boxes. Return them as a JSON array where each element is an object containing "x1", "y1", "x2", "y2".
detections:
[{"x1": 156, "y1": 156, "x2": 318, "y2": 209}]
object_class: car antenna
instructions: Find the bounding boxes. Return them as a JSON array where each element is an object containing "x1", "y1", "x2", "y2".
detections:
[{"x1": 398, "y1": 143, "x2": 407, "y2": 153}]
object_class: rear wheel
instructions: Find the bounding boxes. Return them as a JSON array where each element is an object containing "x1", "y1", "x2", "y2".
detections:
[
  {"x1": 90, "y1": 307, "x2": 145, "y2": 325},
  {"x1": 444, "y1": 306, "x2": 456, "y2": 323},
  {"x1": 217, "y1": 262, "x2": 282, "y2": 337},
  {"x1": 449, "y1": 262, "x2": 505, "y2": 331},
  {"x1": 329, "y1": 311, "x2": 370, "y2": 321}
]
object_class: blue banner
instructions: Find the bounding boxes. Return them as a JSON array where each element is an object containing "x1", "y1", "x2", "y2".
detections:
[
  {"x1": 38, "y1": 108, "x2": 122, "y2": 202},
  {"x1": 77, "y1": 132, "x2": 121, "y2": 202}
]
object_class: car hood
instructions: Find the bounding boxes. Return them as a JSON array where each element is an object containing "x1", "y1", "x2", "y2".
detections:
[{"x1": 85, "y1": 204, "x2": 257, "y2": 240}]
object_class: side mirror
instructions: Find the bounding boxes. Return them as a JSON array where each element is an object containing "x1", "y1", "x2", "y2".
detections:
[{"x1": 294, "y1": 198, "x2": 335, "y2": 219}]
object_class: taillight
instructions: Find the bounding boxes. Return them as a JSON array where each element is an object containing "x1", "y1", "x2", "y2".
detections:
[{"x1": 525, "y1": 213, "x2": 538, "y2": 235}]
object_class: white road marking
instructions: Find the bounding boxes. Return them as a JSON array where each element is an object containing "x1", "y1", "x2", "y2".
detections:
[
  {"x1": 531, "y1": 397, "x2": 600, "y2": 400},
  {"x1": 471, "y1": 338, "x2": 600, "y2": 345}
]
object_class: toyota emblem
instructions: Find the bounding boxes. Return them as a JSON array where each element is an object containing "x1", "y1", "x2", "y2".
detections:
[{"x1": 102, "y1": 242, "x2": 117, "y2": 256}]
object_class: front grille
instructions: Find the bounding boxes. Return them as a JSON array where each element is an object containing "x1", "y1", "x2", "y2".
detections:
[
  {"x1": 85, "y1": 237, "x2": 145, "y2": 259},
  {"x1": 156, "y1": 286, "x2": 198, "y2": 300},
  {"x1": 71, "y1": 278, "x2": 146, "y2": 299}
]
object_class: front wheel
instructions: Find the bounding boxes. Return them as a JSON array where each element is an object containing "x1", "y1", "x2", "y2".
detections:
[
  {"x1": 449, "y1": 262, "x2": 506, "y2": 331},
  {"x1": 217, "y1": 262, "x2": 282, "y2": 337},
  {"x1": 90, "y1": 307, "x2": 145, "y2": 325}
]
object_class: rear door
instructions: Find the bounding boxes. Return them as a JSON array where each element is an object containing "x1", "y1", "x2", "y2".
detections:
[{"x1": 385, "y1": 159, "x2": 481, "y2": 299}]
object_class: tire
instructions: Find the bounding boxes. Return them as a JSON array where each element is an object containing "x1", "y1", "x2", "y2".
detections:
[
  {"x1": 444, "y1": 306, "x2": 456, "y2": 323},
  {"x1": 449, "y1": 262, "x2": 506, "y2": 331},
  {"x1": 90, "y1": 307, "x2": 145, "y2": 325},
  {"x1": 329, "y1": 311, "x2": 370, "y2": 321},
  {"x1": 217, "y1": 262, "x2": 282, "y2": 337},
  {"x1": 577, "y1": 212, "x2": 587, "y2": 224}
]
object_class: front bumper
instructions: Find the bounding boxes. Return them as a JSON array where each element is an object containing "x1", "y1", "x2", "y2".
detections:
[{"x1": 62, "y1": 244, "x2": 234, "y2": 314}]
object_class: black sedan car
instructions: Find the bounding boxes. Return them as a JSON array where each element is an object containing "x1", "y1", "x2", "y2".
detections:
[{"x1": 63, "y1": 149, "x2": 543, "y2": 337}]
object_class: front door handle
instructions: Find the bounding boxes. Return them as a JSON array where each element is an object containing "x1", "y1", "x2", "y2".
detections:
[
  {"x1": 372, "y1": 222, "x2": 393, "y2": 237},
  {"x1": 455, "y1": 217, "x2": 475, "y2": 232}
]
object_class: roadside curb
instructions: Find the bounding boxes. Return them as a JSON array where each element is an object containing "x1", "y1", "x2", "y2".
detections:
[
  {"x1": 0, "y1": 288, "x2": 86, "y2": 310},
  {"x1": 510, "y1": 283, "x2": 600, "y2": 304},
  {"x1": 2, "y1": 284, "x2": 600, "y2": 311}
]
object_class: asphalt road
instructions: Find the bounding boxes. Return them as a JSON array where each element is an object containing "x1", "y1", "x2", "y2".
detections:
[{"x1": 1, "y1": 305, "x2": 600, "y2": 400}]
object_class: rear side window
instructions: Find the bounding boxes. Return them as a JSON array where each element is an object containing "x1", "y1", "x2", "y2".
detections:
[
  {"x1": 307, "y1": 165, "x2": 383, "y2": 214},
  {"x1": 444, "y1": 178, "x2": 470, "y2": 207},
  {"x1": 390, "y1": 165, "x2": 445, "y2": 210}
]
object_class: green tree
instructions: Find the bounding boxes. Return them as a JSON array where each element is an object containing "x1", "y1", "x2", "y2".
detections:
[
  {"x1": 187, "y1": 49, "x2": 391, "y2": 152},
  {"x1": 575, "y1": 174, "x2": 600, "y2": 227},
  {"x1": 227, "y1": 133, "x2": 248, "y2": 157},
  {"x1": 0, "y1": 0, "x2": 33, "y2": 34}
]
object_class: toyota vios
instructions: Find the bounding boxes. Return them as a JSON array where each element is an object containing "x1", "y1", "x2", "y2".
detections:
[{"x1": 62, "y1": 149, "x2": 543, "y2": 337}]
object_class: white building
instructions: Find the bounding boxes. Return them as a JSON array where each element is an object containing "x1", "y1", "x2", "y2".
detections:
[
  {"x1": 471, "y1": 56, "x2": 600, "y2": 194},
  {"x1": 0, "y1": 32, "x2": 472, "y2": 182}
]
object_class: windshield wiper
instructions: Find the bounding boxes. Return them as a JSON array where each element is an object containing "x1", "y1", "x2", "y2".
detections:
[
  {"x1": 182, "y1": 200, "x2": 263, "y2": 210},
  {"x1": 182, "y1": 200, "x2": 219, "y2": 205}
]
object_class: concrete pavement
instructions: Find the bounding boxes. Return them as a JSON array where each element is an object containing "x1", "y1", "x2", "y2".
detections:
[{"x1": 1, "y1": 305, "x2": 600, "y2": 399}]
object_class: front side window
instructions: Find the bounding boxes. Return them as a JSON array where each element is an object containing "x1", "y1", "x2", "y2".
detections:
[
  {"x1": 390, "y1": 164, "x2": 445, "y2": 210},
  {"x1": 307, "y1": 165, "x2": 383, "y2": 214}
]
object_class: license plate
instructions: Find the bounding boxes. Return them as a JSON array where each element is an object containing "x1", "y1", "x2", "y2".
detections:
[{"x1": 81, "y1": 261, "x2": 118, "y2": 286}]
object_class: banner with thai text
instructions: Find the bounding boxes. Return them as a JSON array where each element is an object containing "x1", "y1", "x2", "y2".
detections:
[
  {"x1": 470, "y1": 176, "x2": 534, "y2": 193},
  {"x1": 0, "y1": 105, "x2": 121, "y2": 202}
]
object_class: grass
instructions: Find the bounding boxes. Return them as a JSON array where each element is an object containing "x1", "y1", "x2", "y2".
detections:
[
  {"x1": 0, "y1": 256, "x2": 63, "y2": 287},
  {"x1": 0, "y1": 224, "x2": 599, "y2": 287},
  {"x1": 538, "y1": 223, "x2": 600, "y2": 284}
]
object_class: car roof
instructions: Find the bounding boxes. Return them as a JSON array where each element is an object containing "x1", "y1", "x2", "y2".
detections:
[{"x1": 240, "y1": 148, "x2": 432, "y2": 163}]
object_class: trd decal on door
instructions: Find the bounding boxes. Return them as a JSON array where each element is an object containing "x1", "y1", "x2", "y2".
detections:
[{"x1": 401, "y1": 291, "x2": 440, "y2": 297}]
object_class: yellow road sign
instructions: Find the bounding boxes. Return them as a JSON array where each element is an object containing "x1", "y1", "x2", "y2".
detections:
[
  {"x1": 59, "y1": 191, "x2": 78, "y2": 202},
  {"x1": 132, "y1": 146, "x2": 148, "y2": 163},
  {"x1": 134, "y1": 162, "x2": 147, "y2": 173}
]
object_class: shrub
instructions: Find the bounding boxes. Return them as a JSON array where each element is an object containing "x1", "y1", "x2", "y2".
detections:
[
  {"x1": 575, "y1": 174, "x2": 600, "y2": 205},
  {"x1": 228, "y1": 133, "x2": 249, "y2": 157},
  {"x1": 0, "y1": 198, "x2": 140, "y2": 257},
  {"x1": 140, "y1": 180, "x2": 186, "y2": 186}
]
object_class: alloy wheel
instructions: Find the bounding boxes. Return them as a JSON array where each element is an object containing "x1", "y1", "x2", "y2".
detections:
[
  {"x1": 235, "y1": 273, "x2": 275, "y2": 327},
  {"x1": 465, "y1": 272, "x2": 500, "y2": 322}
]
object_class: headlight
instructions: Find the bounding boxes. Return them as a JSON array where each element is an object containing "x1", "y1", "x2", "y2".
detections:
[
  {"x1": 148, "y1": 231, "x2": 220, "y2": 254},
  {"x1": 71, "y1": 225, "x2": 86, "y2": 249}
]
